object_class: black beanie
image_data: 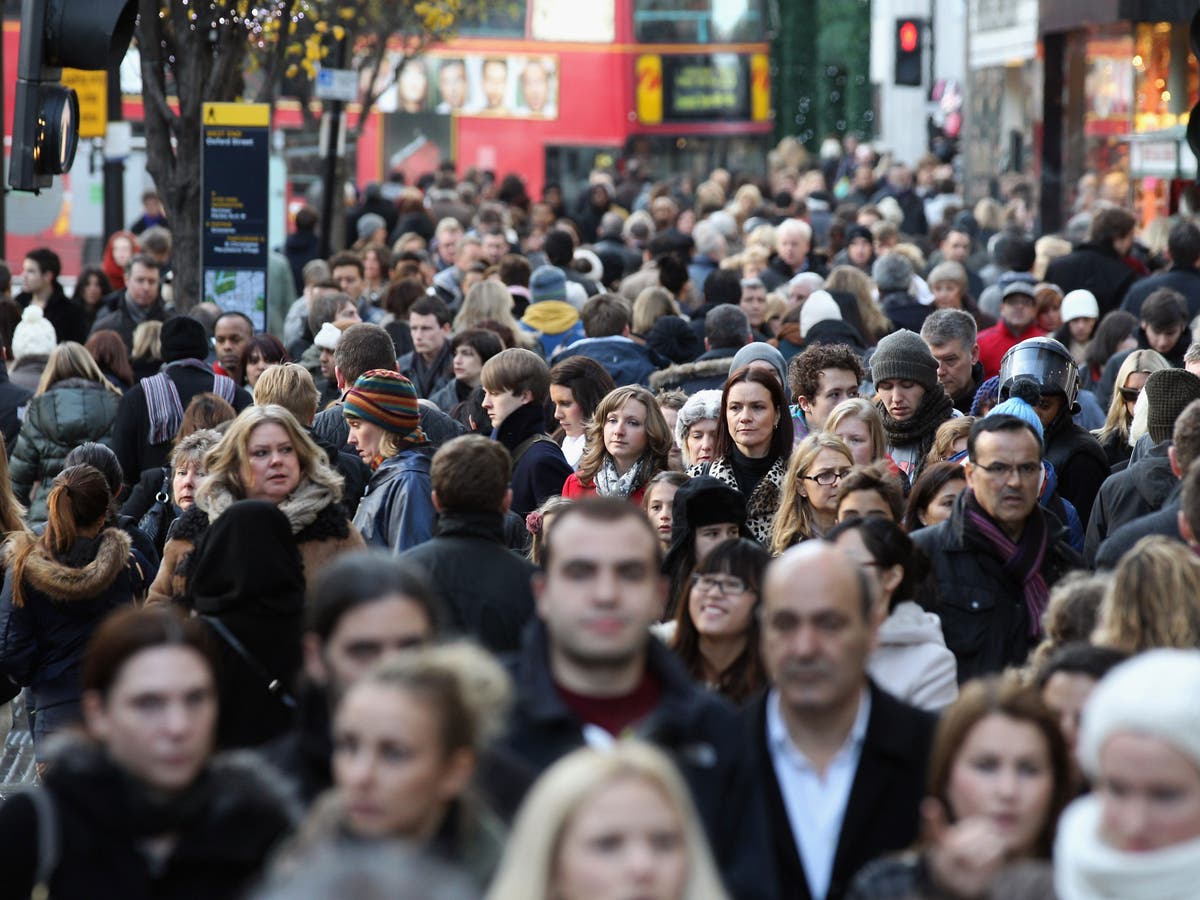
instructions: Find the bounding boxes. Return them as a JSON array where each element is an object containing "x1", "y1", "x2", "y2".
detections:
[{"x1": 160, "y1": 316, "x2": 211, "y2": 363}]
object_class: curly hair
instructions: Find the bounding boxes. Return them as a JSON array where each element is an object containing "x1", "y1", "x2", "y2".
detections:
[{"x1": 788, "y1": 342, "x2": 865, "y2": 405}]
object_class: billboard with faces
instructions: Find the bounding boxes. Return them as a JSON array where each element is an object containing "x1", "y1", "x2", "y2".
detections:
[{"x1": 376, "y1": 53, "x2": 559, "y2": 120}]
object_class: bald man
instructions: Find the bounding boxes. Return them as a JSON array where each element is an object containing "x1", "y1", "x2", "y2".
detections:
[{"x1": 744, "y1": 542, "x2": 937, "y2": 900}]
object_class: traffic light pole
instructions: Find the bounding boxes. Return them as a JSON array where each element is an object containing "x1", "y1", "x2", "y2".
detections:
[
  {"x1": 103, "y1": 63, "x2": 125, "y2": 240},
  {"x1": 318, "y1": 34, "x2": 348, "y2": 261}
]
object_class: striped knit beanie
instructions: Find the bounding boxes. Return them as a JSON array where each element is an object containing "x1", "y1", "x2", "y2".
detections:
[{"x1": 343, "y1": 370, "x2": 426, "y2": 443}]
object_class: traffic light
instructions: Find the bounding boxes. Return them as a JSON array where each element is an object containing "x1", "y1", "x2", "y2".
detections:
[
  {"x1": 9, "y1": 0, "x2": 137, "y2": 193},
  {"x1": 894, "y1": 18, "x2": 923, "y2": 88}
]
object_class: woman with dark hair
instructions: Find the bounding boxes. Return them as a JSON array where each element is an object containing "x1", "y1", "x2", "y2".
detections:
[
  {"x1": 0, "y1": 605, "x2": 297, "y2": 896},
  {"x1": 661, "y1": 476, "x2": 749, "y2": 619},
  {"x1": 430, "y1": 328, "x2": 504, "y2": 417},
  {"x1": 379, "y1": 277, "x2": 425, "y2": 356},
  {"x1": 85, "y1": 328, "x2": 135, "y2": 390},
  {"x1": 829, "y1": 516, "x2": 957, "y2": 710},
  {"x1": 689, "y1": 365, "x2": 793, "y2": 544},
  {"x1": 548, "y1": 355, "x2": 616, "y2": 469},
  {"x1": 903, "y1": 460, "x2": 968, "y2": 532},
  {"x1": 73, "y1": 265, "x2": 114, "y2": 328},
  {"x1": 670, "y1": 538, "x2": 769, "y2": 705},
  {"x1": 643, "y1": 470, "x2": 689, "y2": 550},
  {"x1": 241, "y1": 333, "x2": 289, "y2": 393},
  {"x1": 361, "y1": 243, "x2": 392, "y2": 305},
  {"x1": 1082, "y1": 310, "x2": 1138, "y2": 394},
  {"x1": 562, "y1": 385, "x2": 672, "y2": 503},
  {"x1": 65, "y1": 441, "x2": 163, "y2": 566},
  {"x1": 849, "y1": 675, "x2": 1073, "y2": 898},
  {"x1": 0, "y1": 465, "x2": 151, "y2": 750}
]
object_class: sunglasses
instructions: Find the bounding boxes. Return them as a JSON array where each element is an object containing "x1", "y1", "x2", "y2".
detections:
[{"x1": 1119, "y1": 386, "x2": 1141, "y2": 402}]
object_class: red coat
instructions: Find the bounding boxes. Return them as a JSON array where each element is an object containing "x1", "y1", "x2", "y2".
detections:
[
  {"x1": 562, "y1": 472, "x2": 648, "y2": 505},
  {"x1": 976, "y1": 321, "x2": 1046, "y2": 378}
]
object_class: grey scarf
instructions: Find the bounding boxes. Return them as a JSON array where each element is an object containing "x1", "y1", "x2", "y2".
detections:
[{"x1": 593, "y1": 458, "x2": 644, "y2": 499}]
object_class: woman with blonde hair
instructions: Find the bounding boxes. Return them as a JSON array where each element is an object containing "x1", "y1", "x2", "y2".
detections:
[
  {"x1": 130, "y1": 319, "x2": 164, "y2": 381},
  {"x1": 1092, "y1": 536, "x2": 1200, "y2": 653},
  {"x1": 824, "y1": 265, "x2": 891, "y2": 343},
  {"x1": 453, "y1": 280, "x2": 536, "y2": 349},
  {"x1": 824, "y1": 397, "x2": 890, "y2": 468},
  {"x1": 632, "y1": 286, "x2": 680, "y2": 336},
  {"x1": 487, "y1": 742, "x2": 729, "y2": 900},
  {"x1": 10, "y1": 341, "x2": 122, "y2": 526},
  {"x1": 563, "y1": 385, "x2": 672, "y2": 503},
  {"x1": 771, "y1": 432, "x2": 855, "y2": 553},
  {"x1": 1092, "y1": 348, "x2": 1169, "y2": 467},
  {"x1": 925, "y1": 415, "x2": 974, "y2": 467},
  {"x1": 149, "y1": 404, "x2": 363, "y2": 603}
]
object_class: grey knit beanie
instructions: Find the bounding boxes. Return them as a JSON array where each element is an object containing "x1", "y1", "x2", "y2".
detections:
[
  {"x1": 870, "y1": 329, "x2": 939, "y2": 392},
  {"x1": 730, "y1": 341, "x2": 787, "y2": 385},
  {"x1": 872, "y1": 253, "x2": 914, "y2": 293}
]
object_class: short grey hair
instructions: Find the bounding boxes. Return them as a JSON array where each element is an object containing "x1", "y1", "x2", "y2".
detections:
[
  {"x1": 675, "y1": 389, "x2": 723, "y2": 465},
  {"x1": 171, "y1": 428, "x2": 223, "y2": 470},
  {"x1": 705, "y1": 304, "x2": 751, "y2": 348},
  {"x1": 927, "y1": 261, "x2": 968, "y2": 290},
  {"x1": 1184, "y1": 341, "x2": 1200, "y2": 365},
  {"x1": 776, "y1": 218, "x2": 813, "y2": 242},
  {"x1": 693, "y1": 220, "x2": 726, "y2": 257},
  {"x1": 301, "y1": 258, "x2": 331, "y2": 286},
  {"x1": 921, "y1": 308, "x2": 978, "y2": 349}
]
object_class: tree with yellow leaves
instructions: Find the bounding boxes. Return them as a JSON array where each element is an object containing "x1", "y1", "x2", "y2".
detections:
[{"x1": 137, "y1": 0, "x2": 507, "y2": 311}]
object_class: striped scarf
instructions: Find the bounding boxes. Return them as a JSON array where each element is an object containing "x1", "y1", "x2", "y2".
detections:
[
  {"x1": 962, "y1": 489, "x2": 1050, "y2": 637},
  {"x1": 143, "y1": 360, "x2": 237, "y2": 444}
]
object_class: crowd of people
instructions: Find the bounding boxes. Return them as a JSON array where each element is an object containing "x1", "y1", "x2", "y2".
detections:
[{"x1": 0, "y1": 144, "x2": 1195, "y2": 898}]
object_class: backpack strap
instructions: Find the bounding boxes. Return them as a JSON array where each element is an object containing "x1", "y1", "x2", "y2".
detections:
[
  {"x1": 198, "y1": 615, "x2": 297, "y2": 710},
  {"x1": 511, "y1": 433, "x2": 555, "y2": 467}
]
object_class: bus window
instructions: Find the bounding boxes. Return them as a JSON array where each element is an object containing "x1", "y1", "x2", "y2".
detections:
[{"x1": 633, "y1": 0, "x2": 766, "y2": 44}]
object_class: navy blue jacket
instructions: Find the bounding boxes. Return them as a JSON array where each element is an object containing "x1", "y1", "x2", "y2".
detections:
[
  {"x1": 1120, "y1": 264, "x2": 1200, "y2": 319},
  {"x1": 352, "y1": 446, "x2": 437, "y2": 553},
  {"x1": 554, "y1": 335, "x2": 668, "y2": 387},
  {"x1": 500, "y1": 621, "x2": 777, "y2": 900}
]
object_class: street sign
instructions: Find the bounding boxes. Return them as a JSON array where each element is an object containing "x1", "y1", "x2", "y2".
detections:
[
  {"x1": 315, "y1": 67, "x2": 358, "y2": 103},
  {"x1": 61, "y1": 69, "x2": 108, "y2": 138},
  {"x1": 201, "y1": 102, "x2": 271, "y2": 332}
]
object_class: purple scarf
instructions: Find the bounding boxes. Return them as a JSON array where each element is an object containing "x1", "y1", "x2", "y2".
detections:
[{"x1": 962, "y1": 490, "x2": 1050, "y2": 637}]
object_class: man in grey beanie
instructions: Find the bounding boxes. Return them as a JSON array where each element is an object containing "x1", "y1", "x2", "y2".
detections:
[
  {"x1": 873, "y1": 253, "x2": 930, "y2": 334},
  {"x1": 870, "y1": 329, "x2": 957, "y2": 480}
]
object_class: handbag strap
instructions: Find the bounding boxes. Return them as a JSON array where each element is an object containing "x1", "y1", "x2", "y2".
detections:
[
  {"x1": 198, "y1": 615, "x2": 297, "y2": 709},
  {"x1": 155, "y1": 466, "x2": 171, "y2": 504}
]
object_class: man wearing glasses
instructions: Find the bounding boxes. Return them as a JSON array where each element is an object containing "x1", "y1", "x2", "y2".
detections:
[{"x1": 912, "y1": 414, "x2": 1082, "y2": 682}]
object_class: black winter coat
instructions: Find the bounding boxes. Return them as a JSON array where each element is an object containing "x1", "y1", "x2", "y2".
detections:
[
  {"x1": 90, "y1": 296, "x2": 174, "y2": 352},
  {"x1": 499, "y1": 621, "x2": 777, "y2": 900},
  {"x1": 1044, "y1": 243, "x2": 1139, "y2": 316},
  {"x1": 397, "y1": 511, "x2": 536, "y2": 654},
  {"x1": 15, "y1": 284, "x2": 90, "y2": 345},
  {"x1": 0, "y1": 740, "x2": 297, "y2": 900},
  {"x1": 1083, "y1": 440, "x2": 1176, "y2": 564},
  {"x1": 879, "y1": 290, "x2": 931, "y2": 334},
  {"x1": 0, "y1": 359, "x2": 31, "y2": 453},
  {"x1": 911, "y1": 493, "x2": 1082, "y2": 682},
  {"x1": 745, "y1": 684, "x2": 936, "y2": 900},
  {"x1": 1044, "y1": 418, "x2": 1110, "y2": 531},
  {"x1": 0, "y1": 529, "x2": 150, "y2": 742},
  {"x1": 648, "y1": 346, "x2": 738, "y2": 393},
  {"x1": 1120, "y1": 264, "x2": 1200, "y2": 319},
  {"x1": 112, "y1": 366, "x2": 252, "y2": 488},
  {"x1": 1095, "y1": 501, "x2": 1183, "y2": 569},
  {"x1": 493, "y1": 403, "x2": 572, "y2": 518}
]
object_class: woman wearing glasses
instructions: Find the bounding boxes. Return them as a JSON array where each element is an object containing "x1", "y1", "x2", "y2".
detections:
[
  {"x1": 1091, "y1": 348, "x2": 1168, "y2": 468},
  {"x1": 670, "y1": 538, "x2": 769, "y2": 705},
  {"x1": 770, "y1": 433, "x2": 855, "y2": 554}
]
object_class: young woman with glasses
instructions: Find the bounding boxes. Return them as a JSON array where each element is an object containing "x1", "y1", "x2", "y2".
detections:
[
  {"x1": 1091, "y1": 348, "x2": 1168, "y2": 468},
  {"x1": 669, "y1": 538, "x2": 769, "y2": 705},
  {"x1": 770, "y1": 433, "x2": 855, "y2": 554}
]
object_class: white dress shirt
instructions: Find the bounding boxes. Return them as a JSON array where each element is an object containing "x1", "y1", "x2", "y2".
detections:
[{"x1": 766, "y1": 687, "x2": 872, "y2": 900}]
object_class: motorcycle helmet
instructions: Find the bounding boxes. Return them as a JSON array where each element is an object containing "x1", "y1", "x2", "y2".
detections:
[{"x1": 998, "y1": 337, "x2": 1081, "y2": 414}]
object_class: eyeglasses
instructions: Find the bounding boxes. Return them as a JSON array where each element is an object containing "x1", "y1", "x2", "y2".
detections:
[
  {"x1": 976, "y1": 462, "x2": 1041, "y2": 481},
  {"x1": 1119, "y1": 386, "x2": 1141, "y2": 402},
  {"x1": 691, "y1": 574, "x2": 748, "y2": 596},
  {"x1": 803, "y1": 468, "x2": 852, "y2": 486}
]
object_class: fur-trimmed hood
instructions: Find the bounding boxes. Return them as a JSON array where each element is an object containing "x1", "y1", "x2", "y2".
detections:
[
  {"x1": 6, "y1": 527, "x2": 131, "y2": 606},
  {"x1": 649, "y1": 356, "x2": 734, "y2": 391}
]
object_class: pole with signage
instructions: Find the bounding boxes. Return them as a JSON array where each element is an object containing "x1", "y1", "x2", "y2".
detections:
[{"x1": 201, "y1": 102, "x2": 270, "y2": 332}]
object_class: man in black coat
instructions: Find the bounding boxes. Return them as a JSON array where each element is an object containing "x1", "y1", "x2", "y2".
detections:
[
  {"x1": 90, "y1": 255, "x2": 174, "y2": 351},
  {"x1": 748, "y1": 541, "x2": 936, "y2": 900},
  {"x1": 912, "y1": 415, "x2": 1082, "y2": 681},
  {"x1": 1044, "y1": 207, "x2": 1141, "y2": 316},
  {"x1": 111, "y1": 316, "x2": 251, "y2": 489},
  {"x1": 1121, "y1": 220, "x2": 1200, "y2": 318},
  {"x1": 499, "y1": 499, "x2": 776, "y2": 900},
  {"x1": 1085, "y1": 370, "x2": 1200, "y2": 563},
  {"x1": 652, "y1": 302, "x2": 751, "y2": 393},
  {"x1": 1094, "y1": 397, "x2": 1200, "y2": 567},
  {"x1": 398, "y1": 435, "x2": 536, "y2": 654},
  {"x1": 15, "y1": 248, "x2": 89, "y2": 344},
  {"x1": 480, "y1": 348, "x2": 571, "y2": 518}
]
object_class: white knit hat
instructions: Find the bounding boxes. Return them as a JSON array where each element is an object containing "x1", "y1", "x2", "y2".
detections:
[
  {"x1": 1061, "y1": 289, "x2": 1100, "y2": 323},
  {"x1": 12, "y1": 305, "x2": 57, "y2": 361},
  {"x1": 1077, "y1": 649, "x2": 1200, "y2": 778},
  {"x1": 800, "y1": 290, "x2": 842, "y2": 338},
  {"x1": 313, "y1": 321, "x2": 343, "y2": 352}
]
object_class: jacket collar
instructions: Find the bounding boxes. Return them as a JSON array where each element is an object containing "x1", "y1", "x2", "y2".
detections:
[
  {"x1": 495, "y1": 402, "x2": 547, "y2": 451},
  {"x1": 434, "y1": 510, "x2": 506, "y2": 543}
]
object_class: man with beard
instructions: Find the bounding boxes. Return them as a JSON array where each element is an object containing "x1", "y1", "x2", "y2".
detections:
[
  {"x1": 498, "y1": 498, "x2": 776, "y2": 900},
  {"x1": 745, "y1": 542, "x2": 936, "y2": 900}
]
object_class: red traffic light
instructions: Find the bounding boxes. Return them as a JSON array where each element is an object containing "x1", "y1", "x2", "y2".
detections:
[{"x1": 899, "y1": 21, "x2": 919, "y2": 53}]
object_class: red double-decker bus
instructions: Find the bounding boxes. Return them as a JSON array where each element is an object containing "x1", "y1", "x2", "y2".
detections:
[{"x1": 352, "y1": 0, "x2": 773, "y2": 200}]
